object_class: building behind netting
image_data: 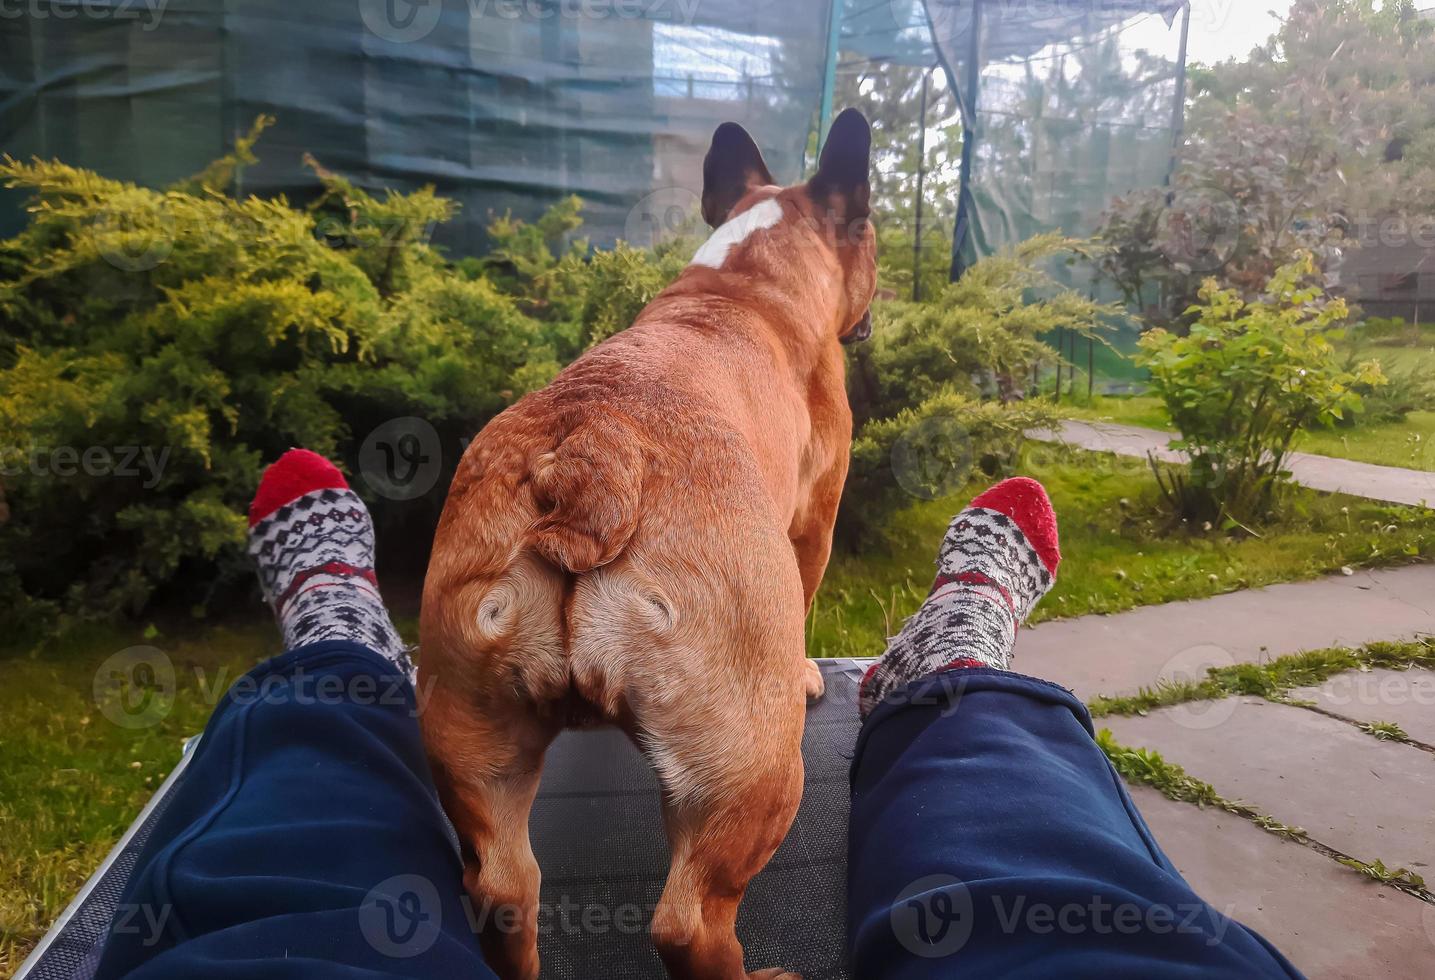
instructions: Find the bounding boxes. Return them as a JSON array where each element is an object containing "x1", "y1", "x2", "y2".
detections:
[{"x1": 1, "y1": 1, "x2": 1190, "y2": 275}]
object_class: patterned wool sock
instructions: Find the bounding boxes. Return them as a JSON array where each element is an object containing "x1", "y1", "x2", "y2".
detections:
[
  {"x1": 858, "y1": 477, "x2": 1061, "y2": 717},
  {"x1": 246, "y1": 449, "x2": 413, "y2": 682}
]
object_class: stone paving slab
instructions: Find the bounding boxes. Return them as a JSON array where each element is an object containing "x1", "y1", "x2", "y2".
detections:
[
  {"x1": 1103, "y1": 698, "x2": 1435, "y2": 876},
  {"x1": 1015, "y1": 564, "x2": 1435, "y2": 700},
  {"x1": 1129, "y1": 786, "x2": 1434, "y2": 980},
  {"x1": 1032, "y1": 419, "x2": 1435, "y2": 507},
  {"x1": 1287, "y1": 668, "x2": 1435, "y2": 747}
]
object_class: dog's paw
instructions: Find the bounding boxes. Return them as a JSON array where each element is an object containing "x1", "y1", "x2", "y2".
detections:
[
  {"x1": 802, "y1": 658, "x2": 825, "y2": 704},
  {"x1": 749, "y1": 970, "x2": 802, "y2": 980}
]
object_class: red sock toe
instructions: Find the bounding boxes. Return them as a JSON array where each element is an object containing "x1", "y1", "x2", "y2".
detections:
[
  {"x1": 970, "y1": 477, "x2": 1060, "y2": 575},
  {"x1": 248, "y1": 449, "x2": 350, "y2": 527}
]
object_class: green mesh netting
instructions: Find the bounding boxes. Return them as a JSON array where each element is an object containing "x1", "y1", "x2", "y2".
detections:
[
  {"x1": 925, "y1": 0, "x2": 1188, "y2": 278},
  {"x1": 1, "y1": 0, "x2": 1187, "y2": 280},
  {"x1": 0, "y1": 1, "x2": 836, "y2": 252}
]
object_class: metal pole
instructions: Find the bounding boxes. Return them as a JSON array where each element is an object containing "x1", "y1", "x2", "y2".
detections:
[
  {"x1": 817, "y1": 0, "x2": 844, "y2": 147},
  {"x1": 950, "y1": 0, "x2": 983, "y2": 281},
  {"x1": 1068, "y1": 327, "x2": 1077, "y2": 398},
  {"x1": 913, "y1": 65, "x2": 932, "y2": 302},
  {"x1": 1054, "y1": 327, "x2": 1063, "y2": 403},
  {"x1": 1088, "y1": 335, "x2": 1095, "y2": 400},
  {"x1": 1166, "y1": 2, "x2": 1192, "y2": 187}
]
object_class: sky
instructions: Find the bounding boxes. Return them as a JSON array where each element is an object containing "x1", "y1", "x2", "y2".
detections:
[
  {"x1": 1123, "y1": 1, "x2": 1293, "y2": 66},
  {"x1": 1135, "y1": 1, "x2": 1435, "y2": 66}
]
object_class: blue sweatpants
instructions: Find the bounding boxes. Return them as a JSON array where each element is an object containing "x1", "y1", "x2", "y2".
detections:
[
  {"x1": 94, "y1": 641, "x2": 497, "y2": 979},
  {"x1": 96, "y1": 645, "x2": 1302, "y2": 978},
  {"x1": 847, "y1": 667, "x2": 1304, "y2": 978}
]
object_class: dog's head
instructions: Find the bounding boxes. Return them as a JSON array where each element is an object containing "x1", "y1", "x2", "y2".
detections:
[{"x1": 697, "y1": 108, "x2": 876, "y2": 347}]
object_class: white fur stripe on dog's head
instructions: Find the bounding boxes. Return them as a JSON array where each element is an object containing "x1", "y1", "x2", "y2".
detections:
[{"x1": 688, "y1": 196, "x2": 783, "y2": 270}]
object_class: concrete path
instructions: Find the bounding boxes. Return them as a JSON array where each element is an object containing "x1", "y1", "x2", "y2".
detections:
[
  {"x1": 1106, "y1": 698, "x2": 1435, "y2": 874},
  {"x1": 1130, "y1": 787, "x2": 1433, "y2": 980},
  {"x1": 1032, "y1": 419, "x2": 1435, "y2": 507},
  {"x1": 1015, "y1": 563, "x2": 1435, "y2": 700},
  {"x1": 1288, "y1": 668, "x2": 1435, "y2": 746},
  {"x1": 1014, "y1": 561, "x2": 1435, "y2": 976}
]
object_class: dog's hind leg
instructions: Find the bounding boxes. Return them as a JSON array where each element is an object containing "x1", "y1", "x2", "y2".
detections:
[
  {"x1": 420, "y1": 552, "x2": 569, "y2": 980},
  {"x1": 564, "y1": 515, "x2": 811, "y2": 978},
  {"x1": 619, "y1": 591, "x2": 807, "y2": 980},
  {"x1": 645, "y1": 695, "x2": 806, "y2": 980},
  {"x1": 423, "y1": 693, "x2": 557, "y2": 980}
]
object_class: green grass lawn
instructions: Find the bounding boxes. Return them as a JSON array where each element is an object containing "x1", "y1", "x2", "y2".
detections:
[
  {"x1": 1059, "y1": 393, "x2": 1170, "y2": 431},
  {"x1": 1061, "y1": 326, "x2": 1435, "y2": 472},
  {"x1": 0, "y1": 621, "x2": 270, "y2": 974},
  {"x1": 8, "y1": 451, "x2": 1435, "y2": 969},
  {"x1": 807, "y1": 449, "x2": 1435, "y2": 658},
  {"x1": 1297, "y1": 412, "x2": 1435, "y2": 470},
  {"x1": 1061, "y1": 394, "x2": 1435, "y2": 473}
]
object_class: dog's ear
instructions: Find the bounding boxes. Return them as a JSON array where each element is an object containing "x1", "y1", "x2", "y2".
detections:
[
  {"x1": 809, "y1": 108, "x2": 871, "y2": 222},
  {"x1": 702, "y1": 122, "x2": 775, "y2": 228}
]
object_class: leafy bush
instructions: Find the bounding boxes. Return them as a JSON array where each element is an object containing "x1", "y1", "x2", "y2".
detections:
[
  {"x1": 1137, "y1": 255, "x2": 1385, "y2": 525},
  {"x1": 1343, "y1": 361, "x2": 1435, "y2": 425},
  {"x1": 1357, "y1": 316, "x2": 1415, "y2": 344},
  {"x1": 549, "y1": 240, "x2": 693, "y2": 351},
  {"x1": 0, "y1": 130, "x2": 549, "y2": 627},
  {"x1": 849, "y1": 234, "x2": 1115, "y2": 426},
  {"x1": 839, "y1": 390, "x2": 1056, "y2": 547},
  {"x1": 470, "y1": 198, "x2": 694, "y2": 365},
  {"x1": 1335, "y1": 317, "x2": 1435, "y2": 424},
  {"x1": 838, "y1": 235, "x2": 1104, "y2": 547}
]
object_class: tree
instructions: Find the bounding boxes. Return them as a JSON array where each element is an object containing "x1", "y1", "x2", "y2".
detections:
[
  {"x1": 1099, "y1": 0, "x2": 1435, "y2": 325},
  {"x1": 832, "y1": 58, "x2": 962, "y2": 298},
  {"x1": 1097, "y1": 109, "x2": 1345, "y2": 325}
]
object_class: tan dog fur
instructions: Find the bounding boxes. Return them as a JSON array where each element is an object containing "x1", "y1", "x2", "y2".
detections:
[{"x1": 419, "y1": 110, "x2": 876, "y2": 979}]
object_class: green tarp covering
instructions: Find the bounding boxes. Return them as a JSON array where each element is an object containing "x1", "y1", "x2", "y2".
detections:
[
  {"x1": 1, "y1": 1, "x2": 836, "y2": 252},
  {"x1": 1, "y1": 0, "x2": 1186, "y2": 277}
]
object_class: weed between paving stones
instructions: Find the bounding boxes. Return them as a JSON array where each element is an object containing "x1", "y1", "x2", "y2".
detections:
[
  {"x1": 1096, "y1": 730, "x2": 1433, "y2": 902},
  {"x1": 1092, "y1": 643, "x2": 1435, "y2": 904},
  {"x1": 1087, "y1": 638, "x2": 1435, "y2": 719}
]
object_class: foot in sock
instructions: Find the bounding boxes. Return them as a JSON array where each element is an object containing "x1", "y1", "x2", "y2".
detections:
[
  {"x1": 858, "y1": 477, "x2": 1061, "y2": 717},
  {"x1": 247, "y1": 449, "x2": 414, "y2": 682}
]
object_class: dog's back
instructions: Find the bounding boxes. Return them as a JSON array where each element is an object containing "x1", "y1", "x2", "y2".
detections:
[{"x1": 422, "y1": 316, "x2": 797, "y2": 710}]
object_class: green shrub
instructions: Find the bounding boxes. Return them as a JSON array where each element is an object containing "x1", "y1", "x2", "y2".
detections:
[
  {"x1": 0, "y1": 125, "x2": 1098, "y2": 625},
  {"x1": 1358, "y1": 316, "x2": 1412, "y2": 343},
  {"x1": 1137, "y1": 255, "x2": 1385, "y2": 525},
  {"x1": 0, "y1": 137, "x2": 548, "y2": 628},
  {"x1": 1346, "y1": 363, "x2": 1435, "y2": 424},
  {"x1": 849, "y1": 234, "x2": 1116, "y2": 427},
  {"x1": 550, "y1": 239, "x2": 692, "y2": 351},
  {"x1": 839, "y1": 390, "x2": 1056, "y2": 547},
  {"x1": 838, "y1": 235, "x2": 1108, "y2": 549},
  {"x1": 1335, "y1": 318, "x2": 1435, "y2": 424},
  {"x1": 471, "y1": 199, "x2": 694, "y2": 365}
]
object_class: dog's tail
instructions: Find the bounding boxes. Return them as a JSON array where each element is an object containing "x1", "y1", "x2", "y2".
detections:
[{"x1": 528, "y1": 414, "x2": 645, "y2": 574}]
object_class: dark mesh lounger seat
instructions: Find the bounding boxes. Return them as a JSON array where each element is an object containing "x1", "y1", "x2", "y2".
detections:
[{"x1": 16, "y1": 660, "x2": 870, "y2": 980}]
